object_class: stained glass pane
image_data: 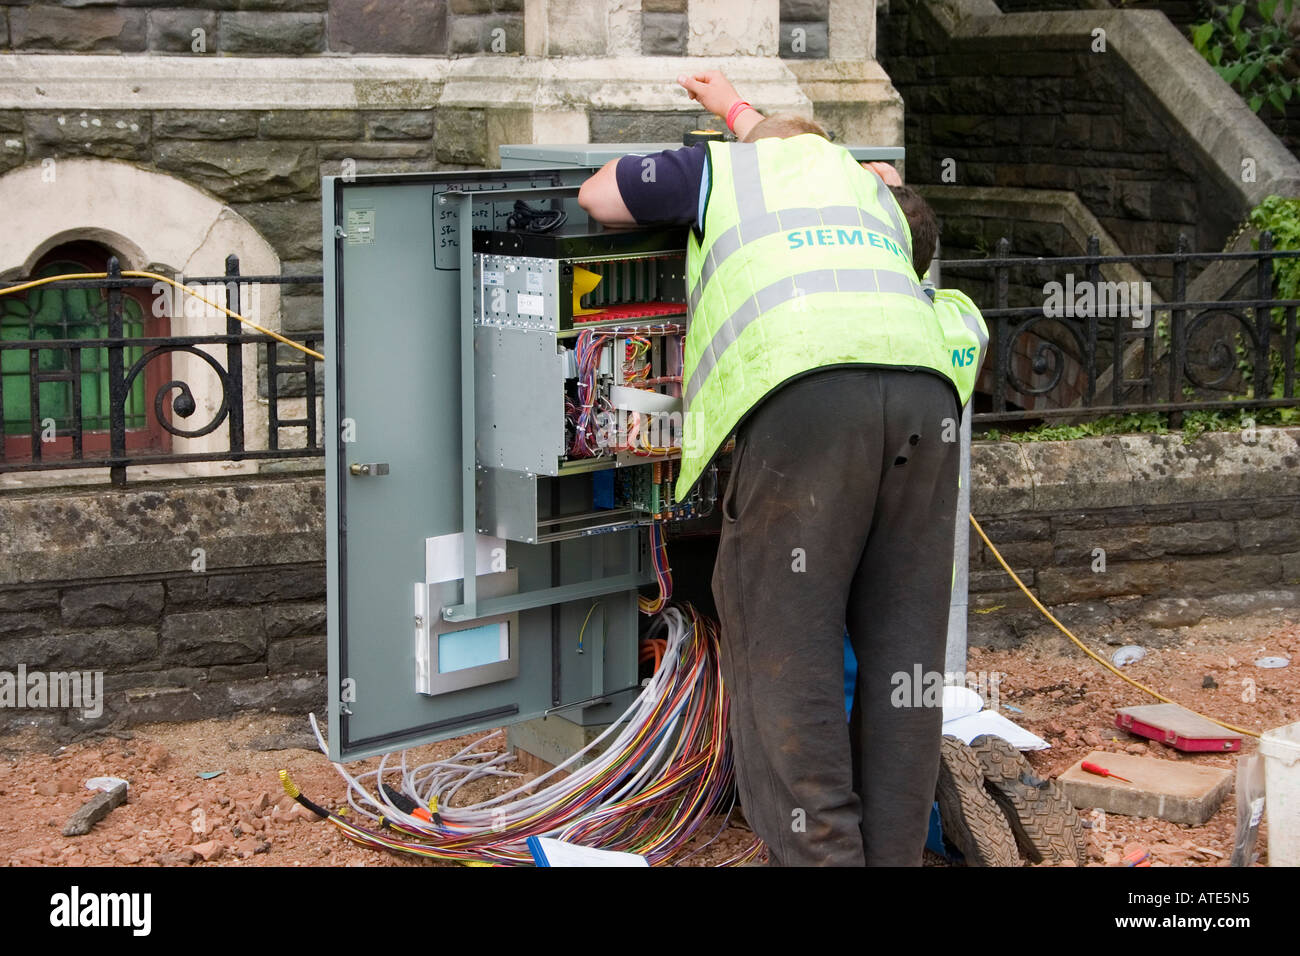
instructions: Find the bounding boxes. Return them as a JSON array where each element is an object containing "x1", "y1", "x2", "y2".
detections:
[{"x1": 0, "y1": 261, "x2": 146, "y2": 437}]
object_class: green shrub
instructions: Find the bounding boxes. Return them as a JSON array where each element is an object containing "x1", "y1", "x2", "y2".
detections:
[{"x1": 1191, "y1": 1, "x2": 1299, "y2": 115}]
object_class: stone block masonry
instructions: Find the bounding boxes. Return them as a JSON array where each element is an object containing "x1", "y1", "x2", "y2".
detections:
[
  {"x1": 0, "y1": 477, "x2": 328, "y2": 736},
  {"x1": 878, "y1": 0, "x2": 1300, "y2": 266},
  {"x1": 1, "y1": 428, "x2": 1298, "y2": 735},
  {"x1": 967, "y1": 428, "x2": 1300, "y2": 649},
  {"x1": 0, "y1": 1, "x2": 526, "y2": 58},
  {"x1": 3, "y1": 102, "x2": 448, "y2": 344}
]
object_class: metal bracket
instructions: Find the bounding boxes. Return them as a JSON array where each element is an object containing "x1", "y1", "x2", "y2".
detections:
[{"x1": 441, "y1": 569, "x2": 650, "y2": 622}]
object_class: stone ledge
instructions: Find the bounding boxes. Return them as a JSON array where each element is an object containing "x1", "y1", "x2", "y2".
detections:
[
  {"x1": 2, "y1": 427, "x2": 1296, "y2": 586},
  {"x1": 0, "y1": 475, "x2": 325, "y2": 586},
  {"x1": 786, "y1": 57, "x2": 903, "y2": 145},
  {"x1": 970, "y1": 427, "x2": 1300, "y2": 517},
  {"x1": 0, "y1": 54, "x2": 810, "y2": 114}
]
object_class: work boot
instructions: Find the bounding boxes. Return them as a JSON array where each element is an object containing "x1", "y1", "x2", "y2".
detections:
[
  {"x1": 935, "y1": 735, "x2": 1021, "y2": 866},
  {"x1": 969, "y1": 734, "x2": 1085, "y2": 866}
]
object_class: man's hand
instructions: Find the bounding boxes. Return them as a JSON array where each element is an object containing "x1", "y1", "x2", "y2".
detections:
[
  {"x1": 677, "y1": 70, "x2": 743, "y2": 121},
  {"x1": 863, "y1": 161, "x2": 903, "y2": 187},
  {"x1": 678, "y1": 70, "x2": 761, "y2": 139}
]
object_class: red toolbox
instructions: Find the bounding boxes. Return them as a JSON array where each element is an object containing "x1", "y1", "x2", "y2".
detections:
[{"x1": 1116, "y1": 703, "x2": 1243, "y2": 752}]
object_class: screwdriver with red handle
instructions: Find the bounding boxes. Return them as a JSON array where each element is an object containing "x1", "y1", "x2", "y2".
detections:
[{"x1": 1082, "y1": 760, "x2": 1132, "y2": 783}]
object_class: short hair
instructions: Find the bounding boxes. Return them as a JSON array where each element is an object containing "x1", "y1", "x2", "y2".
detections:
[
  {"x1": 889, "y1": 185, "x2": 938, "y2": 280},
  {"x1": 742, "y1": 112, "x2": 829, "y2": 142}
]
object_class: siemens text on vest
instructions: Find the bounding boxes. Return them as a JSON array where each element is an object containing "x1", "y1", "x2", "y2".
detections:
[{"x1": 786, "y1": 227, "x2": 910, "y2": 265}]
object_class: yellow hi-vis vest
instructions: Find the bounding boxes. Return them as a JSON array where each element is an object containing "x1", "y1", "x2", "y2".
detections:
[
  {"x1": 676, "y1": 134, "x2": 961, "y2": 498},
  {"x1": 933, "y1": 287, "x2": 989, "y2": 404}
]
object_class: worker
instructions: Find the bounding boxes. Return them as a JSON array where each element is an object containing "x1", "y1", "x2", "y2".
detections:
[{"x1": 578, "y1": 70, "x2": 984, "y2": 866}]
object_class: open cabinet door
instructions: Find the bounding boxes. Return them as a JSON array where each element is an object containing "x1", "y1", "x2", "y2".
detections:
[{"x1": 323, "y1": 168, "x2": 649, "y2": 762}]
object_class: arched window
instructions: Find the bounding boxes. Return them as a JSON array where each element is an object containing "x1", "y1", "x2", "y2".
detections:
[{"x1": 1, "y1": 240, "x2": 172, "y2": 461}]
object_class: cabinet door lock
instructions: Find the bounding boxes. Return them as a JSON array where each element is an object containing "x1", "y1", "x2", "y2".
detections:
[{"x1": 349, "y1": 462, "x2": 390, "y2": 476}]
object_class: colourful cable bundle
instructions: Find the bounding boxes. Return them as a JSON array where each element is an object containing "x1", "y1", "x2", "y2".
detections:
[
  {"x1": 638, "y1": 521, "x2": 672, "y2": 615},
  {"x1": 297, "y1": 604, "x2": 763, "y2": 867},
  {"x1": 569, "y1": 329, "x2": 613, "y2": 458}
]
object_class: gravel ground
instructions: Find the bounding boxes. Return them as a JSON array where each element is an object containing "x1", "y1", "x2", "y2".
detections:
[
  {"x1": 0, "y1": 715, "x2": 755, "y2": 867},
  {"x1": 963, "y1": 611, "x2": 1299, "y2": 867},
  {"x1": 0, "y1": 611, "x2": 1294, "y2": 868}
]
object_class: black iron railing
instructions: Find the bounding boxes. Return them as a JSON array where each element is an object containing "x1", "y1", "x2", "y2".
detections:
[
  {"x1": 0, "y1": 255, "x2": 324, "y2": 486},
  {"x1": 3, "y1": 236, "x2": 1297, "y2": 486},
  {"x1": 939, "y1": 232, "x2": 1300, "y2": 425}
]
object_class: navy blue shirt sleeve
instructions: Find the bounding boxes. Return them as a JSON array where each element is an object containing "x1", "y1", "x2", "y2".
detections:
[{"x1": 614, "y1": 145, "x2": 706, "y2": 228}]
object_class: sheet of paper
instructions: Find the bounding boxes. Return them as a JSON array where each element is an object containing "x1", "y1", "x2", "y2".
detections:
[
  {"x1": 425, "y1": 532, "x2": 507, "y2": 586},
  {"x1": 528, "y1": 836, "x2": 649, "y2": 868},
  {"x1": 942, "y1": 710, "x2": 1050, "y2": 751},
  {"x1": 942, "y1": 685, "x2": 984, "y2": 723}
]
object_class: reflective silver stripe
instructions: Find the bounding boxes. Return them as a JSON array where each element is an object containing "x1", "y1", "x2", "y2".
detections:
[
  {"x1": 870, "y1": 167, "x2": 909, "y2": 245},
  {"x1": 956, "y1": 308, "x2": 989, "y2": 378},
  {"x1": 739, "y1": 210, "x2": 781, "y2": 244},
  {"x1": 959, "y1": 309, "x2": 989, "y2": 354},
  {"x1": 690, "y1": 204, "x2": 910, "y2": 312},
  {"x1": 730, "y1": 143, "x2": 766, "y2": 214},
  {"x1": 684, "y1": 267, "x2": 933, "y2": 407},
  {"x1": 779, "y1": 207, "x2": 823, "y2": 230}
]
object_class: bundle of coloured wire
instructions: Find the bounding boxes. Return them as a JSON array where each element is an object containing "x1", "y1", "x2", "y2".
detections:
[
  {"x1": 569, "y1": 329, "x2": 613, "y2": 458},
  {"x1": 569, "y1": 328, "x2": 683, "y2": 458},
  {"x1": 296, "y1": 605, "x2": 763, "y2": 866},
  {"x1": 638, "y1": 520, "x2": 672, "y2": 614}
]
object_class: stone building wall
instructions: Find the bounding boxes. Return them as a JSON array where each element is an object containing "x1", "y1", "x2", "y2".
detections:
[
  {"x1": 0, "y1": 0, "x2": 525, "y2": 57},
  {"x1": 878, "y1": 0, "x2": 1300, "y2": 276},
  {"x1": 0, "y1": 103, "x2": 462, "y2": 340},
  {"x1": 0, "y1": 0, "x2": 896, "y2": 337},
  {"x1": 880, "y1": 2, "x2": 1201, "y2": 272}
]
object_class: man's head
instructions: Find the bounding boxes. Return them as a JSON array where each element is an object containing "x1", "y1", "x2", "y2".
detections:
[
  {"x1": 742, "y1": 112, "x2": 829, "y2": 143},
  {"x1": 889, "y1": 185, "x2": 938, "y2": 280}
]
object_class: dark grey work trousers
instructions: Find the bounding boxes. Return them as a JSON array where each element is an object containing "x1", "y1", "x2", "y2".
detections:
[{"x1": 712, "y1": 367, "x2": 960, "y2": 866}]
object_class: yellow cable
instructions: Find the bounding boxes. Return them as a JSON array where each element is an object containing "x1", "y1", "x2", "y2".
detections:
[
  {"x1": 577, "y1": 601, "x2": 601, "y2": 651},
  {"x1": 969, "y1": 514, "x2": 1261, "y2": 739},
  {"x1": 279, "y1": 769, "x2": 301, "y2": 798},
  {"x1": 0, "y1": 270, "x2": 325, "y2": 362}
]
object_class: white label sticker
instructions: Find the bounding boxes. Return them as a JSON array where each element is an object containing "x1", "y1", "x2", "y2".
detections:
[
  {"x1": 526, "y1": 271, "x2": 544, "y2": 293},
  {"x1": 483, "y1": 270, "x2": 505, "y2": 286},
  {"x1": 516, "y1": 293, "x2": 545, "y2": 316},
  {"x1": 346, "y1": 209, "x2": 375, "y2": 245},
  {"x1": 1249, "y1": 797, "x2": 1265, "y2": 828}
]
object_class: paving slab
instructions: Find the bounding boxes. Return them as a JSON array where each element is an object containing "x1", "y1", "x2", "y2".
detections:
[{"x1": 1059, "y1": 750, "x2": 1233, "y2": 825}]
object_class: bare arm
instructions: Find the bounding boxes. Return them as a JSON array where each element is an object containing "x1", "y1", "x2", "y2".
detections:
[
  {"x1": 578, "y1": 159, "x2": 637, "y2": 226},
  {"x1": 579, "y1": 69, "x2": 762, "y2": 227},
  {"x1": 677, "y1": 70, "x2": 763, "y2": 140}
]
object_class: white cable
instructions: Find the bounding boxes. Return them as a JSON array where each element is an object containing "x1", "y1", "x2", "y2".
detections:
[{"x1": 308, "y1": 605, "x2": 698, "y2": 843}]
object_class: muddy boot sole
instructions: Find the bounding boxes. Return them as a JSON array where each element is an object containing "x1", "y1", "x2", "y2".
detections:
[
  {"x1": 969, "y1": 733, "x2": 1085, "y2": 865},
  {"x1": 935, "y1": 735, "x2": 1021, "y2": 867}
]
